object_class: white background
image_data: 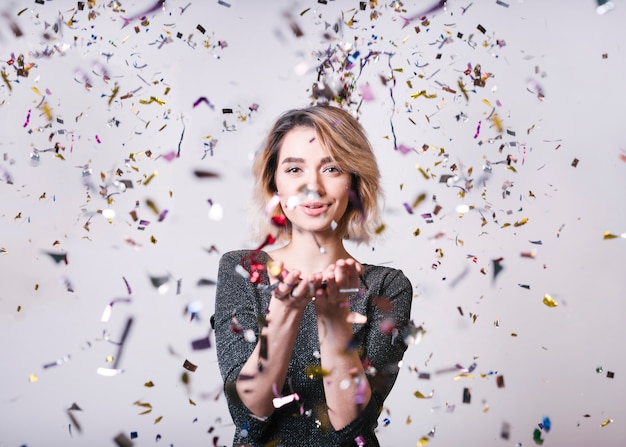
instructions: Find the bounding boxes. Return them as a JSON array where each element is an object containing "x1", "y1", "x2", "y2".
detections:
[{"x1": 1, "y1": 0, "x2": 625, "y2": 446}]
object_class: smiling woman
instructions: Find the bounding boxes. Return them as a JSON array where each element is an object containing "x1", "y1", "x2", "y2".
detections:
[
  {"x1": 275, "y1": 127, "x2": 352, "y2": 235},
  {"x1": 252, "y1": 106, "x2": 384, "y2": 246},
  {"x1": 213, "y1": 105, "x2": 413, "y2": 446}
]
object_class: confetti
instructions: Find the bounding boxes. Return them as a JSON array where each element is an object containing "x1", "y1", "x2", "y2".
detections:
[
  {"x1": 183, "y1": 359, "x2": 198, "y2": 372},
  {"x1": 414, "y1": 389, "x2": 435, "y2": 399},
  {"x1": 45, "y1": 251, "x2": 68, "y2": 265},
  {"x1": 542, "y1": 294, "x2": 558, "y2": 308},
  {"x1": 272, "y1": 393, "x2": 300, "y2": 408},
  {"x1": 23, "y1": 109, "x2": 31, "y2": 127},
  {"x1": 193, "y1": 97, "x2": 215, "y2": 109},
  {"x1": 462, "y1": 387, "x2": 471, "y2": 404},
  {"x1": 120, "y1": 0, "x2": 166, "y2": 28}
]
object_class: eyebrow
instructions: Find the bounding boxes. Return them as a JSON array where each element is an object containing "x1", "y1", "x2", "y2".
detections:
[{"x1": 280, "y1": 156, "x2": 335, "y2": 164}]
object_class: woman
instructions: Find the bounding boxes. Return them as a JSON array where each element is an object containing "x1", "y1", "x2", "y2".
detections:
[{"x1": 214, "y1": 105, "x2": 413, "y2": 446}]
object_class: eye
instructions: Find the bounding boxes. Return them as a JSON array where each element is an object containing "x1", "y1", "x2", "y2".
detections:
[
  {"x1": 322, "y1": 165, "x2": 343, "y2": 175},
  {"x1": 285, "y1": 166, "x2": 302, "y2": 174}
]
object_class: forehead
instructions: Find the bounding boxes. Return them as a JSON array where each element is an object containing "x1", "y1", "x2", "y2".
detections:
[{"x1": 279, "y1": 126, "x2": 332, "y2": 159}]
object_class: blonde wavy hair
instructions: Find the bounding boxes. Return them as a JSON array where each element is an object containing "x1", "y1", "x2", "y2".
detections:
[{"x1": 250, "y1": 105, "x2": 383, "y2": 245}]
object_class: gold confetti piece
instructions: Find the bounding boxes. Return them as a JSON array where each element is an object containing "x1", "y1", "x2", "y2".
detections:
[
  {"x1": 305, "y1": 365, "x2": 331, "y2": 379},
  {"x1": 28, "y1": 374, "x2": 38, "y2": 383},
  {"x1": 413, "y1": 389, "x2": 434, "y2": 399},
  {"x1": 189, "y1": 398, "x2": 197, "y2": 406},
  {"x1": 411, "y1": 90, "x2": 437, "y2": 99},
  {"x1": 154, "y1": 416, "x2": 163, "y2": 424},
  {"x1": 415, "y1": 164, "x2": 430, "y2": 180},
  {"x1": 266, "y1": 260, "x2": 283, "y2": 277},
  {"x1": 146, "y1": 199, "x2": 159, "y2": 215},
  {"x1": 108, "y1": 84, "x2": 119, "y2": 106},
  {"x1": 144, "y1": 381, "x2": 155, "y2": 387},
  {"x1": 543, "y1": 294, "x2": 558, "y2": 308},
  {"x1": 150, "y1": 235, "x2": 157, "y2": 244},
  {"x1": 603, "y1": 232, "x2": 625, "y2": 239},
  {"x1": 143, "y1": 170, "x2": 158, "y2": 186},
  {"x1": 412, "y1": 192, "x2": 427, "y2": 208},
  {"x1": 417, "y1": 436, "x2": 430, "y2": 446},
  {"x1": 42, "y1": 102, "x2": 53, "y2": 121},
  {"x1": 1, "y1": 69, "x2": 12, "y2": 91},
  {"x1": 513, "y1": 217, "x2": 528, "y2": 227},
  {"x1": 491, "y1": 113, "x2": 503, "y2": 133},
  {"x1": 134, "y1": 401, "x2": 152, "y2": 409},
  {"x1": 375, "y1": 224, "x2": 386, "y2": 234},
  {"x1": 601, "y1": 418, "x2": 613, "y2": 427},
  {"x1": 139, "y1": 96, "x2": 166, "y2": 105}
]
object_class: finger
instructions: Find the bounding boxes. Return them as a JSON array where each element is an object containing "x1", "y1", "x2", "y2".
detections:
[
  {"x1": 334, "y1": 259, "x2": 350, "y2": 285},
  {"x1": 272, "y1": 268, "x2": 301, "y2": 299}
]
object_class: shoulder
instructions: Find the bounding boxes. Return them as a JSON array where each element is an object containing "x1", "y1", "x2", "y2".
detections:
[
  {"x1": 218, "y1": 250, "x2": 271, "y2": 280},
  {"x1": 362, "y1": 264, "x2": 412, "y2": 293},
  {"x1": 219, "y1": 249, "x2": 268, "y2": 265}
]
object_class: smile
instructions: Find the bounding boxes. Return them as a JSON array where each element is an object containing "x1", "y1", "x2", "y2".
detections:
[{"x1": 301, "y1": 202, "x2": 329, "y2": 216}]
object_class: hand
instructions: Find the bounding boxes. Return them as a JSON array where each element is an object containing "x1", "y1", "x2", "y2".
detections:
[
  {"x1": 268, "y1": 262, "x2": 310, "y2": 310},
  {"x1": 312, "y1": 259, "x2": 363, "y2": 321}
]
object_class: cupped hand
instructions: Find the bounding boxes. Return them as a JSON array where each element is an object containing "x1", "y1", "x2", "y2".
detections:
[
  {"x1": 312, "y1": 259, "x2": 363, "y2": 320},
  {"x1": 268, "y1": 262, "x2": 309, "y2": 310}
]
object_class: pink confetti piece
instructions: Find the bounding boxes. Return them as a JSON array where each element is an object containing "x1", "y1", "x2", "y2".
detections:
[
  {"x1": 359, "y1": 84, "x2": 375, "y2": 101},
  {"x1": 161, "y1": 151, "x2": 178, "y2": 161},
  {"x1": 397, "y1": 144, "x2": 414, "y2": 155},
  {"x1": 23, "y1": 109, "x2": 31, "y2": 127},
  {"x1": 473, "y1": 120, "x2": 481, "y2": 138}
]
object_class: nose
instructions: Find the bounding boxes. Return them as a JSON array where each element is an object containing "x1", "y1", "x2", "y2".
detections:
[{"x1": 303, "y1": 169, "x2": 324, "y2": 199}]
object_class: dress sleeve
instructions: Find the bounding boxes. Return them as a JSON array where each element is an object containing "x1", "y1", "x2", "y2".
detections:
[
  {"x1": 363, "y1": 268, "x2": 413, "y2": 406},
  {"x1": 328, "y1": 268, "x2": 413, "y2": 444},
  {"x1": 214, "y1": 250, "x2": 262, "y2": 386},
  {"x1": 214, "y1": 251, "x2": 276, "y2": 441}
]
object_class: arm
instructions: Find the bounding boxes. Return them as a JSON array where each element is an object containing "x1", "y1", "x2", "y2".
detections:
[
  {"x1": 313, "y1": 259, "x2": 372, "y2": 430},
  {"x1": 235, "y1": 280, "x2": 306, "y2": 417},
  {"x1": 214, "y1": 252, "x2": 310, "y2": 419}
]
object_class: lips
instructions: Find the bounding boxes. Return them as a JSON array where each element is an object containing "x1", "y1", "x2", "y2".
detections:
[{"x1": 300, "y1": 202, "x2": 329, "y2": 217}]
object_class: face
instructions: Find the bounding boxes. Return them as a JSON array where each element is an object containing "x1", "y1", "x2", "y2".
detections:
[{"x1": 274, "y1": 126, "x2": 351, "y2": 237}]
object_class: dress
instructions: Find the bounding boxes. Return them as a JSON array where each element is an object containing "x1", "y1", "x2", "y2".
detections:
[{"x1": 213, "y1": 249, "x2": 413, "y2": 447}]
